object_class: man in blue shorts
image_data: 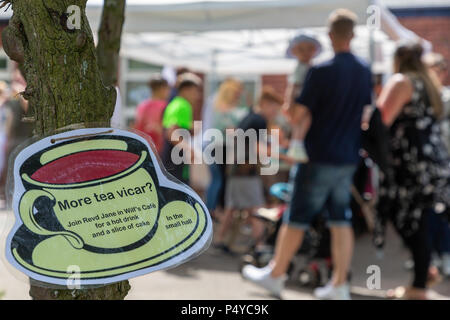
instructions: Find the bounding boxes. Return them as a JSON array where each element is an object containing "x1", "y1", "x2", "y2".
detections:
[{"x1": 243, "y1": 9, "x2": 372, "y2": 299}]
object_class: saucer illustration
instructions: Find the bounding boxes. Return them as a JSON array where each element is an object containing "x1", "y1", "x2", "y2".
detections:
[{"x1": 6, "y1": 128, "x2": 212, "y2": 286}]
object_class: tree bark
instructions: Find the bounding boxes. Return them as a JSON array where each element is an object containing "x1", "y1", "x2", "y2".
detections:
[
  {"x1": 28, "y1": 279, "x2": 131, "y2": 300},
  {"x1": 96, "y1": 0, "x2": 126, "y2": 87},
  {"x1": 2, "y1": 0, "x2": 129, "y2": 299},
  {"x1": 2, "y1": 0, "x2": 116, "y2": 136}
]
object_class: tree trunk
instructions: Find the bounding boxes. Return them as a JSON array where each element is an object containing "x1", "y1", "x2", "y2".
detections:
[
  {"x1": 28, "y1": 279, "x2": 131, "y2": 300},
  {"x1": 2, "y1": 0, "x2": 116, "y2": 136},
  {"x1": 2, "y1": 0, "x2": 129, "y2": 299},
  {"x1": 96, "y1": 0, "x2": 126, "y2": 87}
]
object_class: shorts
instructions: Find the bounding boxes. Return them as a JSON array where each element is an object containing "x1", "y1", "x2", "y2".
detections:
[
  {"x1": 225, "y1": 176, "x2": 265, "y2": 210},
  {"x1": 283, "y1": 163, "x2": 356, "y2": 229}
]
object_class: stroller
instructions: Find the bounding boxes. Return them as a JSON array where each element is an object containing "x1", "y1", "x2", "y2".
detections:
[
  {"x1": 239, "y1": 165, "x2": 333, "y2": 288},
  {"x1": 239, "y1": 159, "x2": 377, "y2": 287},
  {"x1": 239, "y1": 106, "x2": 384, "y2": 287}
]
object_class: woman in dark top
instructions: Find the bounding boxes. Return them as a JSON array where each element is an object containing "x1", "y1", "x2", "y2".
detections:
[{"x1": 376, "y1": 41, "x2": 450, "y2": 299}]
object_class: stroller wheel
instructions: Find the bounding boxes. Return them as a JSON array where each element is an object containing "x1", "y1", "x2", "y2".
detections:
[{"x1": 298, "y1": 267, "x2": 321, "y2": 288}]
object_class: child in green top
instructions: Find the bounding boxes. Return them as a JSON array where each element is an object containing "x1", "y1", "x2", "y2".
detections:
[{"x1": 161, "y1": 73, "x2": 202, "y2": 184}]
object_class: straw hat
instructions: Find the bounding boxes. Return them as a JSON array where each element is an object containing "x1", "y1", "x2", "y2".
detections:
[{"x1": 286, "y1": 30, "x2": 322, "y2": 59}]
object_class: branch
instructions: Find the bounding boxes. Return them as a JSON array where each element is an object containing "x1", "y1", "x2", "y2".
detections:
[
  {"x1": 96, "y1": 0, "x2": 126, "y2": 87},
  {"x1": 0, "y1": 0, "x2": 11, "y2": 11}
]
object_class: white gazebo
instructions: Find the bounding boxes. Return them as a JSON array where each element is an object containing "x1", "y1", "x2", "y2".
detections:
[
  {"x1": 0, "y1": 0, "x2": 439, "y2": 121},
  {"x1": 87, "y1": 0, "x2": 391, "y2": 76},
  {"x1": 82, "y1": 0, "x2": 439, "y2": 122}
]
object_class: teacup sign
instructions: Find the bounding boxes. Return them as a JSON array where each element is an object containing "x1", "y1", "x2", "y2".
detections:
[{"x1": 6, "y1": 128, "x2": 212, "y2": 286}]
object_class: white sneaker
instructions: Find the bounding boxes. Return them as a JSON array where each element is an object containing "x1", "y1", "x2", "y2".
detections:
[
  {"x1": 443, "y1": 254, "x2": 450, "y2": 277},
  {"x1": 431, "y1": 253, "x2": 442, "y2": 269},
  {"x1": 314, "y1": 282, "x2": 351, "y2": 300},
  {"x1": 287, "y1": 141, "x2": 309, "y2": 163},
  {"x1": 242, "y1": 264, "x2": 286, "y2": 297}
]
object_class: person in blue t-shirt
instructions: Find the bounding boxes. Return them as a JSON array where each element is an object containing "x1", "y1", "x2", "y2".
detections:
[{"x1": 243, "y1": 9, "x2": 372, "y2": 300}]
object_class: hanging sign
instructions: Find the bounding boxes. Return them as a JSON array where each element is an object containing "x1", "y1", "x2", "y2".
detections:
[{"x1": 5, "y1": 128, "x2": 212, "y2": 286}]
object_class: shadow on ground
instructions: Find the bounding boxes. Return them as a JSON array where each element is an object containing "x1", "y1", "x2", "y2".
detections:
[{"x1": 163, "y1": 222, "x2": 450, "y2": 299}]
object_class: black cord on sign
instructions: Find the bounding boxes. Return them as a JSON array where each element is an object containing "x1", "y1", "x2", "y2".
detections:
[
  {"x1": 0, "y1": 0, "x2": 11, "y2": 12},
  {"x1": 50, "y1": 129, "x2": 114, "y2": 144}
]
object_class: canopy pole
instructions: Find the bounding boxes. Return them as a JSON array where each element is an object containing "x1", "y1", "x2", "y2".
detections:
[
  {"x1": 368, "y1": 0, "x2": 377, "y2": 108},
  {"x1": 209, "y1": 48, "x2": 219, "y2": 96},
  {"x1": 368, "y1": 0, "x2": 376, "y2": 69}
]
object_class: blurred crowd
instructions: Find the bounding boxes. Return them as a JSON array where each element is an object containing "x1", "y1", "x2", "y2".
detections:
[
  {"x1": 0, "y1": 7, "x2": 449, "y2": 300},
  {"x1": 132, "y1": 8, "x2": 450, "y2": 300},
  {"x1": 0, "y1": 71, "x2": 32, "y2": 209}
]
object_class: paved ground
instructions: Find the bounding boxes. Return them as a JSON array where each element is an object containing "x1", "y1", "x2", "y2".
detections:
[{"x1": 0, "y1": 210, "x2": 448, "y2": 300}]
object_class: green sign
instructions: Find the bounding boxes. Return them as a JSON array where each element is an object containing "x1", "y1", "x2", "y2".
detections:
[{"x1": 6, "y1": 128, "x2": 212, "y2": 286}]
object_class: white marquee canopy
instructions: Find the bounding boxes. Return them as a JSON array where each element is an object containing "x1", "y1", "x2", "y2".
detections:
[
  {"x1": 85, "y1": 0, "x2": 436, "y2": 75},
  {"x1": 0, "y1": 0, "x2": 440, "y2": 75},
  {"x1": 85, "y1": 0, "x2": 449, "y2": 33},
  {"x1": 86, "y1": 0, "x2": 371, "y2": 33}
]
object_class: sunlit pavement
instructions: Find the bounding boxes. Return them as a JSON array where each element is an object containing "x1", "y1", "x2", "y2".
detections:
[{"x1": 0, "y1": 210, "x2": 448, "y2": 300}]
